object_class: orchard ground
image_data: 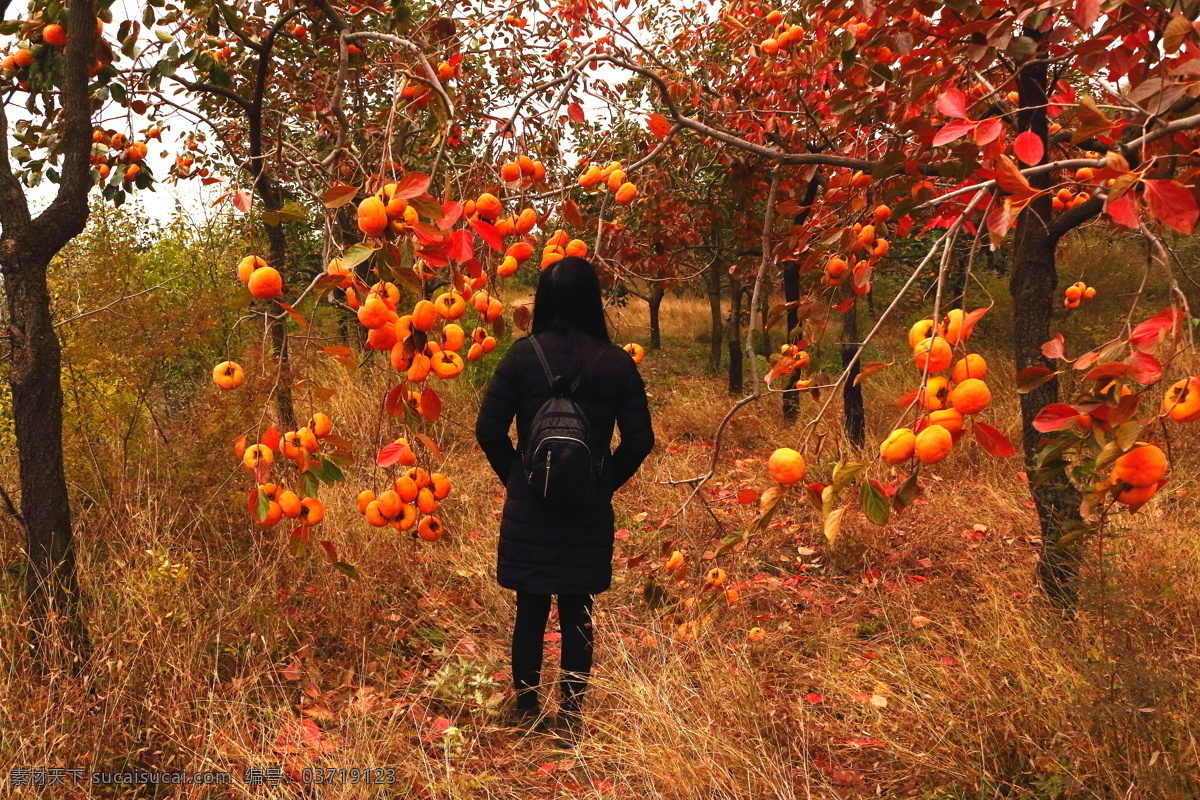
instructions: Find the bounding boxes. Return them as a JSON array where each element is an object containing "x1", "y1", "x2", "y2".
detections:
[{"x1": 1, "y1": 226, "x2": 1199, "y2": 798}]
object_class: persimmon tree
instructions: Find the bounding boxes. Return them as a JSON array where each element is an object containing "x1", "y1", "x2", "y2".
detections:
[
  {"x1": 479, "y1": 0, "x2": 1200, "y2": 604},
  {"x1": 0, "y1": 0, "x2": 185, "y2": 661}
]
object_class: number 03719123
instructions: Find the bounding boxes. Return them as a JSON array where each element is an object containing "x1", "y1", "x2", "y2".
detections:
[{"x1": 298, "y1": 767, "x2": 398, "y2": 784}]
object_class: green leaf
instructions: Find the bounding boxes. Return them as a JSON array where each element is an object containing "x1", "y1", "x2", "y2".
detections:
[
  {"x1": 409, "y1": 193, "x2": 445, "y2": 221},
  {"x1": 860, "y1": 480, "x2": 890, "y2": 526},
  {"x1": 894, "y1": 469, "x2": 921, "y2": 510},
  {"x1": 331, "y1": 562, "x2": 361, "y2": 580},
  {"x1": 642, "y1": 579, "x2": 668, "y2": 610},
  {"x1": 255, "y1": 488, "x2": 270, "y2": 522},
  {"x1": 341, "y1": 242, "x2": 378, "y2": 270},
  {"x1": 832, "y1": 460, "x2": 868, "y2": 493},
  {"x1": 392, "y1": 265, "x2": 423, "y2": 294},
  {"x1": 316, "y1": 457, "x2": 345, "y2": 484},
  {"x1": 302, "y1": 470, "x2": 319, "y2": 499},
  {"x1": 415, "y1": 626, "x2": 447, "y2": 645},
  {"x1": 277, "y1": 201, "x2": 307, "y2": 223}
]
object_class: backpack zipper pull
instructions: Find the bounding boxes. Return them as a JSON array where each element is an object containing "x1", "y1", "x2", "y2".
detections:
[{"x1": 545, "y1": 449, "x2": 552, "y2": 495}]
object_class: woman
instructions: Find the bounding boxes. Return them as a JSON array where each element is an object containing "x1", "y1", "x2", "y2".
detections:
[{"x1": 474, "y1": 256, "x2": 654, "y2": 738}]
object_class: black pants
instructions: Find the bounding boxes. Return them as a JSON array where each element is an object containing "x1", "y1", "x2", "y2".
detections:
[{"x1": 512, "y1": 591, "x2": 594, "y2": 713}]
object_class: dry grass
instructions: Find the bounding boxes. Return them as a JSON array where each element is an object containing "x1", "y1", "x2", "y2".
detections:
[{"x1": 2, "y1": 266, "x2": 1200, "y2": 799}]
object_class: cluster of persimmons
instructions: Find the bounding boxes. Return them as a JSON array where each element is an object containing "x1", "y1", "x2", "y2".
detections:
[
  {"x1": 1063, "y1": 280, "x2": 1096, "y2": 309},
  {"x1": 822, "y1": 202, "x2": 892, "y2": 292},
  {"x1": 89, "y1": 128, "x2": 158, "y2": 185},
  {"x1": 353, "y1": 441, "x2": 451, "y2": 541},
  {"x1": 578, "y1": 159, "x2": 639, "y2": 207},
  {"x1": 235, "y1": 413, "x2": 335, "y2": 529}
]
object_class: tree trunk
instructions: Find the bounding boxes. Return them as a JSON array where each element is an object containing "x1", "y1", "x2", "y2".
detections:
[
  {"x1": 782, "y1": 177, "x2": 821, "y2": 422},
  {"x1": 728, "y1": 274, "x2": 743, "y2": 395},
  {"x1": 1, "y1": 247, "x2": 90, "y2": 666},
  {"x1": 0, "y1": 0, "x2": 99, "y2": 667},
  {"x1": 781, "y1": 261, "x2": 801, "y2": 422},
  {"x1": 264, "y1": 214, "x2": 297, "y2": 430},
  {"x1": 648, "y1": 283, "x2": 664, "y2": 350},
  {"x1": 707, "y1": 257, "x2": 723, "y2": 372},
  {"x1": 840, "y1": 301, "x2": 865, "y2": 447},
  {"x1": 1013, "y1": 32, "x2": 1083, "y2": 607}
]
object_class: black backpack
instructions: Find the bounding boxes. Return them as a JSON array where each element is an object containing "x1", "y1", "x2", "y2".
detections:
[{"x1": 522, "y1": 336, "x2": 604, "y2": 505}]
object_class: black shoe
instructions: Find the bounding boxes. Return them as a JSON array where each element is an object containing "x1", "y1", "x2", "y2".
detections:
[
  {"x1": 503, "y1": 707, "x2": 553, "y2": 734},
  {"x1": 552, "y1": 709, "x2": 584, "y2": 746}
]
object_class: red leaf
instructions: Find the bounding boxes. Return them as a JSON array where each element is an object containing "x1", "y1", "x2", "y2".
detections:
[
  {"x1": 377, "y1": 443, "x2": 405, "y2": 467},
  {"x1": 562, "y1": 198, "x2": 585, "y2": 230},
  {"x1": 230, "y1": 190, "x2": 253, "y2": 213},
  {"x1": 415, "y1": 432, "x2": 441, "y2": 459},
  {"x1": 1128, "y1": 350, "x2": 1163, "y2": 384},
  {"x1": 1013, "y1": 131, "x2": 1044, "y2": 165},
  {"x1": 845, "y1": 738, "x2": 887, "y2": 749},
  {"x1": 1131, "y1": 308, "x2": 1182, "y2": 352},
  {"x1": 614, "y1": 528, "x2": 630, "y2": 541},
  {"x1": 994, "y1": 154, "x2": 1032, "y2": 195},
  {"x1": 805, "y1": 692, "x2": 824, "y2": 704},
  {"x1": 1016, "y1": 365, "x2": 1056, "y2": 393},
  {"x1": 1032, "y1": 404, "x2": 1082, "y2": 432},
  {"x1": 277, "y1": 302, "x2": 307, "y2": 328},
  {"x1": 438, "y1": 201, "x2": 464, "y2": 230},
  {"x1": 1143, "y1": 179, "x2": 1199, "y2": 234},
  {"x1": 448, "y1": 228, "x2": 475, "y2": 264},
  {"x1": 986, "y1": 197, "x2": 1015, "y2": 247},
  {"x1": 420, "y1": 387, "x2": 442, "y2": 421},
  {"x1": 318, "y1": 540, "x2": 338, "y2": 563},
  {"x1": 933, "y1": 120, "x2": 975, "y2": 147},
  {"x1": 1041, "y1": 333, "x2": 1065, "y2": 360},
  {"x1": 261, "y1": 426, "x2": 281, "y2": 450},
  {"x1": 468, "y1": 218, "x2": 504, "y2": 251},
  {"x1": 647, "y1": 112, "x2": 671, "y2": 140},
  {"x1": 394, "y1": 172, "x2": 432, "y2": 199},
  {"x1": 973, "y1": 118, "x2": 1003, "y2": 146},
  {"x1": 1074, "y1": 0, "x2": 1101, "y2": 28},
  {"x1": 1074, "y1": 350, "x2": 1100, "y2": 370},
  {"x1": 736, "y1": 488, "x2": 759, "y2": 505},
  {"x1": 1106, "y1": 190, "x2": 1140, "y2": 228},
  {"x1": 961, "y1": 308, "x2": 989, "y2": 341},
  {"x1": 973, "y1": 422, "x2": 1016, "y2": 457},
  {"x1": 1084, "y1": 362, "x2": 1137, "y2": 380},
  {"x1": 567, "y1": 102, "x2": 585, "y2": 123},
  {"x1": 385, "y1": 384, "x2": 407, "y2": 416},
  {"x1": 322, "y1": 184, "x2": 359, "y2": 208},
  {"x1": 936, "y1": 87, "x2": 970, "y2": 119}
]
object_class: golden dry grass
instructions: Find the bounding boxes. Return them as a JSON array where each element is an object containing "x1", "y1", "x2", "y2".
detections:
[{"x1": 2, "y1": 265, "x2": 1200, "y2": 798}]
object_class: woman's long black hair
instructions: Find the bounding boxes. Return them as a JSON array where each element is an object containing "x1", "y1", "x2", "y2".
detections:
[{"x1": 530, "y1": 256, "x2": 611, "y2": 342}]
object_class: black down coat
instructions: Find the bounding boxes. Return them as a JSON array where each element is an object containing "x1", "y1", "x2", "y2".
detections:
[{"x1": 473, "y1": 330, "x2": 654, "y2": 595}]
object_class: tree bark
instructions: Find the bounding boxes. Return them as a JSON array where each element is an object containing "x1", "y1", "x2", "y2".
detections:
[
  {"x1": 647, "y1": 283, "x2": 664, "y2": 350},
  {"x1": 1013, "y1": 32, "x2": 1083, "y2": 607},
  {"x1": 782, "y1": 177, "x2": 821, "y2": 422},
  {"x1": 728, "y1": 274, "x2": 743, "y2": 395},
  {"x1": 707, "y1": 256, "x2": 723, "y2": 372},
  {"x1": 840, "y1": 301, "x2": 865, "y2": 447},
  {"x1": 2, "y1": 248, "x2": 90, "y2": 665},
  {"x1": 0, "y1": 0, "x2": 99, "y2": 666},
  {"x1": 262, "y1": 201, "x2": 297, "y2": 430},
  {"x1": 781, "y1": 261, "x2": 801, "y2": 422}
]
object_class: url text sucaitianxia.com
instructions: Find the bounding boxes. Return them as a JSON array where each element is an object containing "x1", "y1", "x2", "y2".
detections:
[{"x1": 8, "y1": 768, "x2": 233, "y2": 787}]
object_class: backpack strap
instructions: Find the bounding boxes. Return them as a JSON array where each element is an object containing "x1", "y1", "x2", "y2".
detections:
[
  {"x1": 531, "y1": 334, "x2": 608, "y2": 396},
  {"x1": 569, "y1": 344, "x2": 608, "y2": 394},
  {"x1": 528, "y1": 336, "x2": 557, "y2": 390}
]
